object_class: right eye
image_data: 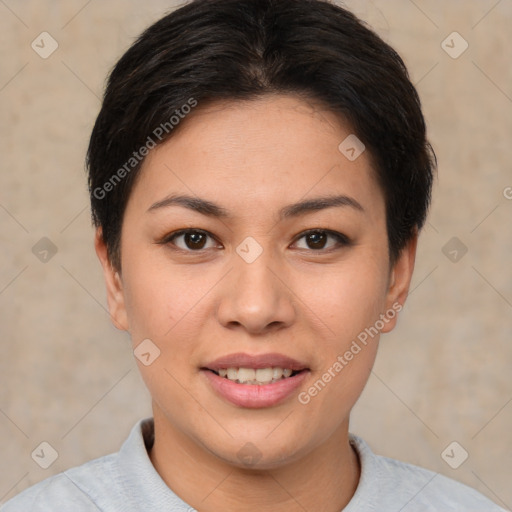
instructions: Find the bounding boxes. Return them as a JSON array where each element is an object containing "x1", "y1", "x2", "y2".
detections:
[{"x1": 160, "y1": 229, "x2": 222, "y2": 252}]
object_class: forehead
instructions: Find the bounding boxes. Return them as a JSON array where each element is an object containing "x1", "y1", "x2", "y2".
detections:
[{"x1": 127, "y1": 94, "x2": 384, "y2": 221}]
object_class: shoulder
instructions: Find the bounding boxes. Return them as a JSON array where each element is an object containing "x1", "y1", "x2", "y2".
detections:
[
  {"x1": 1, "y1": 418, "x2": 192, "y2": 512},
  {"x1": 0, "y1": 454, "x2": 117, "y2": 512},
  {"x1": 0, "y1": 418, "x2": 154, "y2": 512},
  {"x1": 347, "y1": 435, "x2": 507, "y2": 512}
]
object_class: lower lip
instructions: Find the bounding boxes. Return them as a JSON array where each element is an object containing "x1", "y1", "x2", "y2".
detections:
[{"x1": 202, "y1": 369, "x2": 309, "y2": 408}]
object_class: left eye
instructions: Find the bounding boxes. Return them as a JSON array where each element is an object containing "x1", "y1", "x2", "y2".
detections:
[{"x1": 292, "y1": 230, "x2": 349, "y2": 251}]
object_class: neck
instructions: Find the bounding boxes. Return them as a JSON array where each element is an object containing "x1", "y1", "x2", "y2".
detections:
[{"x1": 149, "y1": 407, "x2": 360, "y2": 512}]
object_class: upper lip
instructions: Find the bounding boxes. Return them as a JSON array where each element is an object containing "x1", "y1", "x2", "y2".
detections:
[{"x1": 203, "y1": 352, "x2": 309, "y2": 371}]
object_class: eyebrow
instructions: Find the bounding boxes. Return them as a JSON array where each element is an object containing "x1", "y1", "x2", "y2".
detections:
[{"x1": 147, "y1": 193, "x2": 364, "y2": 219}]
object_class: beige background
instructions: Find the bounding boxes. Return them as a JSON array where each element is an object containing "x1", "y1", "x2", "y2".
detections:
[{"x1": 1, "y1": 0, "x2": 511, "y2": 507}]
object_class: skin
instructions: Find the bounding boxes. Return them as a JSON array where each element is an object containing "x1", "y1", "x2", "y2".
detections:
[{"x1": 95, "y1": 94, "x2": 417, "y2": 512}]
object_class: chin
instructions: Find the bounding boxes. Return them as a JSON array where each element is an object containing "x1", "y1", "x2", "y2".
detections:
[{"x1": 203, "y1": 432, "x2": 311, "y2": 471}]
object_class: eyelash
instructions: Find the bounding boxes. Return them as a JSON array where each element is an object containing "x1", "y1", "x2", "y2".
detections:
[{"x1": 158, "y1": 228, "x2": 351, "y2": 253}]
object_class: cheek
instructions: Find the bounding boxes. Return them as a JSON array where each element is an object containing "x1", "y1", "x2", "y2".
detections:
[
  {"x1": 293, "y1": 250, "x2": 388, "y2": 395},
  {"x1": 120, "y1": 255, "x2": 211, "y2": 412},
  {"x1": 301, "y1": 257, "x2": 390, "y2": 342},
  {"x1": 292, "y1": 263, "x2": 387, "y2": 438},
  {"x1": 121, "y1": 252, "x2": 208, "y2": 343}
]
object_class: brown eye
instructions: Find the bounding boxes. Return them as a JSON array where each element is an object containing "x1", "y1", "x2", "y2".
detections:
[
  {"x1": 183, "y1": 231, "x2": 207, "y2": 249},
  {"x1": 293, "y1": 230, "x2": 350, "y2": 251},
  {"x1": 164, "y1": 229, "x2": 218, "y2": 251},
  {"x1": 306, "y1": 231, "x2": 327, "y2": 249}
]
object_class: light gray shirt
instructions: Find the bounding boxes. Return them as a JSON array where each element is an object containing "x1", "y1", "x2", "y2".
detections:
[{"x1": 1, "y1": 418, "x2": 507, "y2": 511}]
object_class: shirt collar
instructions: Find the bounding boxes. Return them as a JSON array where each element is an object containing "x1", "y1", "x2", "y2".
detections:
[{"x1": 116, "y1": 417, "x2": 194, "y2": 511}]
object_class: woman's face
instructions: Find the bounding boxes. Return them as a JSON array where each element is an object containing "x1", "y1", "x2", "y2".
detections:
[{"x1": 97, "y1": 94, "x2": 415, "y2": 469}]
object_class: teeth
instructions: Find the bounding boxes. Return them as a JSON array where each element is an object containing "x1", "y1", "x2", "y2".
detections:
[
  {"x1": 237, "y1": 368, "x2": 256, "y2": 383},
  {"x1": 255, "y1": 368, "x2": 273, "y2": 384},
  {"x1": 273, "y1": 367, "x2": 283, "y2": 379},
  {"x1": 216, "y1": 367, "x2": 297, "y2": 385}
]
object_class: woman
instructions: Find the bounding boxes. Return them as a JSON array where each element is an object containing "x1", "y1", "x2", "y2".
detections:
[{"x1": 2, "y1": 0, "x2": 506, "y2": 510}]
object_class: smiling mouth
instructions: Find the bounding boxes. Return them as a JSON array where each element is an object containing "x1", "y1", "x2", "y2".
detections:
[{"x1": 205, "y1": 367, "x2": 305, "y2": 385}]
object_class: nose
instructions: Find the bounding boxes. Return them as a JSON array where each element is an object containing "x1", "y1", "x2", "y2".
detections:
[{"x1": 216, "y1": 246, "x2": 296, "y2": 335}]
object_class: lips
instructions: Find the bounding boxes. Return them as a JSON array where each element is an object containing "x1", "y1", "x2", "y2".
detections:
[
  {"x1": 201, "y1": 352, "x2": 310, "y2": 408},
  {"x1": 204, "y1": 352, "x2": 308, "y2": 372}
]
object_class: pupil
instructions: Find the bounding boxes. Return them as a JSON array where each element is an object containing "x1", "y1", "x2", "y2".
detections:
[
  {"x1": 308, "y1": 232, "x2": 326, "y2": 249},
  {"x1": 186, "y1": 232, "x2": 206, "y2": 249}
]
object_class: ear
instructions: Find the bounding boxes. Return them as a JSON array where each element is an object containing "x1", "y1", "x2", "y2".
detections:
[
  {"x1": 380, "y1": 232, "x2": 418, "y2": 334},
  {"x1": 94, "y1": 228, "x2": 129, "y2": 332}
]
